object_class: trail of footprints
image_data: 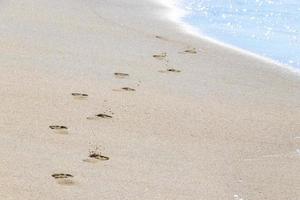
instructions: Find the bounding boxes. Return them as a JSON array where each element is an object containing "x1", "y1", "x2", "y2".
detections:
[
  {"x1": 153, "y1": 44, "x2": 197, "y2": 73},
  {"x1": 48, "y1": 35, "x2": 197, "y2": 186},
  {"x1": 50, "y1": 93, "x2": 112, "y2": 185},
  {"x1": 113, "y1": 72, "x2": 138, "y2": 92},
  {"x1": 153, "y1": 51, "x2": 179, "y2": 73}
]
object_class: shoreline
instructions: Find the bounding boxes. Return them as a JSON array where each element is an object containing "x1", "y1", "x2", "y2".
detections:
[
  {"x1": 151, "y1": 0, "x2": 300, "y2": 75},
  {"x1": 0, "y1": 0, "x2": 300, "y2": 199}
]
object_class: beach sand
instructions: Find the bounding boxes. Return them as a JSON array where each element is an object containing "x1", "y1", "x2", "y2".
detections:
[{"x1": 0, "y1": 0, "x2": 299, "y2": 199}]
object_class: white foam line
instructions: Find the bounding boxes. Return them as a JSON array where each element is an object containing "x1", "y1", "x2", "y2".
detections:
[
  {"x1": 150, "y1": 0, "x2": 300, "y2": 76},
  {"x1": 150, "y1": 0, "x2": 200, "y2": 36}
]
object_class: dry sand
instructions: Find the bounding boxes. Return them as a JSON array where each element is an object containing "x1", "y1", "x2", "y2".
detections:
[{"x1": 0, "y1": 0, "x2": 300, "y2": 199}]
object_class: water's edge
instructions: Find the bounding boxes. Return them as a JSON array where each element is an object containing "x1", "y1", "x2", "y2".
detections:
[{"x1": 150, "y1": 0, "x2": 300, "y2": 75}]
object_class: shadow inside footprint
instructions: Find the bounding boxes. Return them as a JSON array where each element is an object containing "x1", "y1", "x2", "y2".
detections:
[
  {"x1": 71, "y1": 93, "x2": 88, "y2": 100},
  {"x1": 83, "y1": 153, "x2": 110, "y2": 163},
  {"x1": 114, "y1": 72, "x2": 129, "y2": 79},
  {"x1": 155, "y1": 35, "x2": 169, "y2": 41},
  {"x1": 122, "y1": 87, "x2": 135, "y2": 91},
  {"x1": 52, "y1": 173, "x2": 74, "y2": 185},
  {"x1": 49, "y1": 125, "x2": 68, "y2": 134},
  {"x1": 179, "y1": 48, "x2": 197, "y2": 54},
  {"x1": 89, "y1": 153, "x2": 109, "y2": 160},
  {"x1": 83, "y1": 148, "x2": 110, "y2": 163},
  {"x1": 87, "y1": 114, "x2": 113, "y2": 120},
  {"x1": 167, "y1": 68, "x2": 181, "y2": 72},
  {"x1": 159, "y1": 68, "x2": 181, "y2": 73},
  {"x1": 95, "y1": 114, "x2": 112, "y2": 118},
  {"x1": 113, "y1": 87, "x2": 136, "y2": 92},
  {"x1": 153, "y1": 52, "x2": 167, "y2": 60}
]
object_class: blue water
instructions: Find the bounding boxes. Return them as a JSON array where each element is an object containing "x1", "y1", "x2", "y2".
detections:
[{"x1": 180, "y1": 0, "x2": 300, "y2": 68}]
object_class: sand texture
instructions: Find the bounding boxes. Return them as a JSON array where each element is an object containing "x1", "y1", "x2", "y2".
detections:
[{"x1": 0, "y1": 0, "x2": 300, "y2": 199}]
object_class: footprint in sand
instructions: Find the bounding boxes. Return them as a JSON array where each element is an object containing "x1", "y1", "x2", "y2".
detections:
[
  {"x1": 179, "y1": 48, "x2": 197, "y2": 54},
  {"x1": 87, "y1": 113, "x2": 113, "y2": 120},
  {"x1": 52, "y1": 173, "x2": 75, "y2": 185},
  {"x1": 71, "y1": 93, "x2": 88, "y2": 100},
  {"x1": 113, "y1": 87, "x2": 136, "y2": 92},
  {"x1": 155, "y1": 35, "x2": 169, "y2": 41},
  {"x1": 153, "y1": 52, "x2": 167, "y2": 60},
  {"x1": 83, "y1": 147, "x2": 110, "y2": 163},
  {"x1": 114, "y1": 72, "x2": 129, "y2": 79},
  {"x1": 159, "y1": 68, "x2": 181, "y2": 73},
  {"x1": 155, "y1": 35, "x2": 164, "y2": 39},
  {"x1": 121, "y1": 87, "x2": 135, "y2": 91},
  {"x1": 49, "y1": 125, "x2": 68, "y2": 134}
]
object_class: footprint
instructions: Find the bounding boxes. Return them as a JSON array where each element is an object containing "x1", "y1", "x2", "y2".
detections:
[
  {"x1": 83, "y1": 146, "x2": 110, "y2": 163},
  {"x1": 87, "y1": 113, "x2": 113, "y2": 120},
  {"x1": 49, "y1": 125, "x2": 68, "y2": 134},
  {"x1": 167, "y1": 68, "x2": 181, "y2": 72},
  {"x1": 113, "y1": 87, "x2": 136, "y2": 92},
  {"x1": 71, "y1": 93, "x2": 88, "y2": 100},
  {"x1": 52, "y1": 173, "x2": 75, "y2": 185},
  {"x1": 153, "y1": 52, "x2": 167, "y2": 60},
  {"x1": 122, "y1": 87, "x2": 135, "y2": 91},
  {"x1": 155, "y1": 35, "x2": 169, "y2": 41},
  {"x1": 159, "y1": 68, "x2": 181, "y2": 73},
  {"x1": 83, "y1": 153, "x2": 110, "y2": 163},
  {"x1": 179, "y1": 48, "x2": 197, "y2": 54},
  {"x1": 155, "y1": 35, "x2": 164, "y2": 39},
  {"x1": 114, "y1": 72, "x2": 129, "y2": 79},
  {"x1": 89, "y1": 153, "x2": 110, "y2": 160}
]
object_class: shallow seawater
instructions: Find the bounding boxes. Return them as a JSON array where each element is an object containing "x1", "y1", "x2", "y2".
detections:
[{"x1": 180, "y1": 0, "x2": 300, "y2": 68}]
